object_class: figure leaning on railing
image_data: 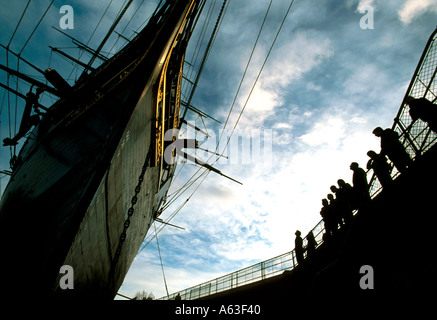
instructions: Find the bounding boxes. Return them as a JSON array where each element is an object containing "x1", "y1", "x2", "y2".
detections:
[
  {"x1": 405, "y1": 96, "x2": 437, "y2": 133},
  {"x1": 372, "y1": 126, "x2": 413, "y2": 174}
]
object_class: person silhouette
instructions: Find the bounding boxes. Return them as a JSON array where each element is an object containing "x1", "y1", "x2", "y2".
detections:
[
  {"x1": 372, "y1": 127, "x2": 412, "y2": 174},
  {"x1": 350, "y1": 162, "x2": 370, "y2": 208},
  {"x1": 330, "y1": 185, "x2": 345, "y2": 228},
  {"x1": 336, "y1": 180, "x2": 354, "y2": 225},
  {"x1": 295, "y1": 230, "x2": 304, "y2": 266},
  {"x1": 327, "y1": 193, "x2": 341, "y2": 231},
  {"x1": 366, "y1": 150, "x2": 392, "y2": 188},
  {"x1": 320, "y1": 199, "x2": 335, "y2": 237},
  {"x1": 3, "y1": 89, "x2": 41, "y2": 146},
  {"x1": 306, "y1": 231, "x2": 317, "y2": 258},
  {"x1": 405, "y1": 96, "x2": 437, "y2": 132}
]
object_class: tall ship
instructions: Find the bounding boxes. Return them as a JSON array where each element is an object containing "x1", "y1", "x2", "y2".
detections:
[{"x1": 0, "y1": 0, "x2": 224, "y2": 299}]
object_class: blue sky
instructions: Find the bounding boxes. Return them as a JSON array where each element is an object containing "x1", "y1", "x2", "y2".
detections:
[
  {"x1": 120, "y1": 0, "x2": 437, "y2": 299},
  {"x1": 1, "y1": 0, "x2": 437, "y2": 299}
]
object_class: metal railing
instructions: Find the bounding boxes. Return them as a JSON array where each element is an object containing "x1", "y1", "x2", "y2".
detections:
[
  {"x1": 367, "y1": 28, "x2": 437, "y2": 199},
  {"x1": 159, "y1": 218, "x2": 326, "y2": 300},
  {"x1": 159, "y1": 28, "x2": 437, "y2": 301}
]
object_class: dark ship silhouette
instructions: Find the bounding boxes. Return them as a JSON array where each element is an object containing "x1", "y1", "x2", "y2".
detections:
[{"x1": 0, "y1": 0, "x2": 224, "y2": 299}]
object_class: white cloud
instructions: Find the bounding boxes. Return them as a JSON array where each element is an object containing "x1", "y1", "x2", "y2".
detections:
[
  {"x1": 162, "y1": 105, "x2": 381, "y2": 269},
  {"x1": 356, "y1": 0, "x2": 375, "y2": 11},
  {"x1": 343, "y1": 63, "x2": 388, "y2": 96},
  {"x1": 233, "y1": 30, "x2": 333, "y2": 130},
  {"x1": 244, "y1": 83, "x2": 282, "y2": 114},
  {"x1": 262, "y1": 31, "x2": 334, "y2": 89},
  {"x1": 299, "y1": 116, "x2": 347, "y2": 148},
  {"x1": 306, "y1": 82, "x2": 323, "y2": 91},
  {"x1": 398, "y1": 0, "x2": 437, "y2": 24}
]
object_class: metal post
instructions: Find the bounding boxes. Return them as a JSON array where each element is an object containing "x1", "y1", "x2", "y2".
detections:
[{"x1": 261, "y1": 261, "x2": 265, "y2": 280}]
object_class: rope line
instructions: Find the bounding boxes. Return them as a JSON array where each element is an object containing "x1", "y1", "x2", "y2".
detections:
[
  {"x1": 216, "y1": 0, "x2": 273, "y2": 154},
  {"x1": 216, "y1": 0, "x2": 295, "y2": 161},
  {"x1": 154, "y1": 222, "x2": 170, "y2": 299}
]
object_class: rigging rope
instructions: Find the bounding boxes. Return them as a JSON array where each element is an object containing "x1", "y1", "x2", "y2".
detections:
[
  {"x1": 138, "y1": 168, "x2": 210, "y2": 253},
  {"x1": 215, "y1": 0, "x2": 295, "y2": 161},
  {"x1": 182, "y1": 0, "x2": 216, "y2": 96},
  {"x1": 7, "y1": 1, "x2": 31, "y2": 48},
  {"x1": 216, "y1": 0, "x2": 273, "y2": 155},
  {"x1": 65, "y1": 0, "x2": 115, "y2": 81},
  {"x1": 181, "y1": 0, "x2": 228, "y2": 122},
  {"x1": 136, "y1": 1, "x2": 296, "y2": 290},
  {"x1": 154, "y1": 221, "x2": 170, "y2": 299},
  {"x1": 140, "y1": 0, "x2": 295, "y2": 248},
  {"x1": 4, "y1": 0, "x2": 31, "y2": 157},
  {"x1": 19, "y1": 0, "x2": 55, "y2": 56},
  {"x1": 106, "y1": 0, "x2": 146, "y2": 54},
  {"x1": 86, "y1": 0, "x2": 134, "y2": 69},
  {"x1": 154, "y1": 0, "x2": 296, "y2": 239},
  {"x1": 2, "y1": 0, "x2": 54, "y2": 159}
]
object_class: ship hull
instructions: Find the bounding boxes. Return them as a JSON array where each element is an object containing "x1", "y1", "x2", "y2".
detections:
[
  {"x1": 0, "y1": 0, "x2": 194, "y2": 299},
  {"x1": 55, "y1": 78, "x2": 166, "y2": 298}
]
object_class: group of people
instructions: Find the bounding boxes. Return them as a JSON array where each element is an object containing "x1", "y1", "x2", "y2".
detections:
[
  {"x1": 294, "y1": 230, "x2": 317, "y2": 266},
  {"x1": 293, "y1": 96, "x2": 437, "y2": 266},
  {"x1": 319, "y1": 124, "x2": 413, "y2": 239}
]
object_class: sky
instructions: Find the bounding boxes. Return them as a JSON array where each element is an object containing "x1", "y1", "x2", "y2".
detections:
[
  {"x1": 0, "y1": 0, "x2": 436, "y2": 300},
  {"x1": 119, "y1": 0, "x2": 437, "y2": 299}
]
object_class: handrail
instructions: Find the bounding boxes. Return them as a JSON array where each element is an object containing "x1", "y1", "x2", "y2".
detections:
[{"x1": 157, "y1": 216, "x2": 335, "y2": 300}]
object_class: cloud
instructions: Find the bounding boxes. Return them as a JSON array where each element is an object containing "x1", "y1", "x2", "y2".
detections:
[
  {"x1": 161, "y1": 103, "x2": 381, "y2": 270},
  {"x1": 358, "y1": 0, "x2": 375, "y2": 6},
  {"x1": 232, "y1": 30, "x2": 333, "y2": 130},
  {"x1": 398, "y1": 0, "x2": 437, "y2": 24},
  {"x1": 356, "y1": 0, "x2": 376, "y2": 13},
  {"x1": 299, "y1": 116, "x2": 346, "y2": 148},
  {"x1": 262, "y1": 30, "x2": 334, "y2": 89}
]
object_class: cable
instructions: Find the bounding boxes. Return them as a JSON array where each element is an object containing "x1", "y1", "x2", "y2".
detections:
[
  {"x1": 154, "y1": 222, "x2": 170, "y2": 299},
  {"x1": 66, "y1": 0, "x2": 114, "y2": 80},
  {"x1": 7, "y1": 1, "x2": 31, "y2": 48},
  {"x1": 216, "y1": 0, "x2": 273, "y2": 155},
  {"x1": 107, "y1": 0, "x2": 147, "y2": 54},
  {"x1": 182, "y1": 0, "x2": 216, "y2": 96},
  {"x1": 216, "y1": 0, "x2": 295, "y2": 160},
  {"x1": 89, "y1": 0, "x2": 115, "y2": 47},
  {"x1": 19, "y1": 0, "x2": 54, "y2": 56},
  {"x1": 138, "y1": 0, "x2": 296, "y2": 258},
  {"x1": 138, "y1": 168, "x2": 210, "y2": 253},
  {"x1": 86, "y1": 0, "x2": 134, "y2": 69},
  {"x1": 138, "y1": 0, "x2": 279, "y2": 249},
  {"x1": 181, "y1": 0, "x2": 228, "y2": 122}
]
